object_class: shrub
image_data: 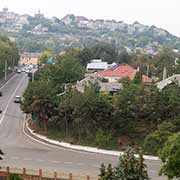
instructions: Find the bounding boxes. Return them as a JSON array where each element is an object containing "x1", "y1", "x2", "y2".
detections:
[{"x1": 95, "y1": 129, "x2": 111, "y2": 148}]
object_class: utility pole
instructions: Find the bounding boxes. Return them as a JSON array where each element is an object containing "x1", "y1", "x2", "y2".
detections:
[
  {"x1": 32, "y1": 72, "x2": 34, "y2": 82},
  {"x1": 4, "y1": 59, "x2": 7, "y2": 81},
  {"x1": 163, "y1": 66, "x2": 167, "y2": 80},
  {"x1": 146, "y1": 64, "x2": 150, "y2": 77}
]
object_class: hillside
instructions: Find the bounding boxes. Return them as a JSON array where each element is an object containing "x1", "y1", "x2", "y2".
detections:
[{"x1": 0, "y1": 8, "x2": 180, "y2": 52}]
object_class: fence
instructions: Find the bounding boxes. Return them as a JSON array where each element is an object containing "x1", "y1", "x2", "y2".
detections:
[{"x1": 0, "y1": 167, "x2": 98, "y2": 180}]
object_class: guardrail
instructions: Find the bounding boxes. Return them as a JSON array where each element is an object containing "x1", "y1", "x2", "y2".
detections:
[{"x1": 0, "y1": 167, "x2": 98, "y2": 180}]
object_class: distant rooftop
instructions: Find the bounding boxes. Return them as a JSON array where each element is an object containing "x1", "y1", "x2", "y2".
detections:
[
  {"x1": 97, "y1": 65, "x2": 152, "y2": 83},
  {"x1": 87, "y1": 59, "x2": 108, "y2": 71}
]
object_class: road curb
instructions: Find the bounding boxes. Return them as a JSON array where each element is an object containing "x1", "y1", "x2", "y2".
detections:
[{"x1": 24, "y1": 118, "x2": 160, "y2": 161}]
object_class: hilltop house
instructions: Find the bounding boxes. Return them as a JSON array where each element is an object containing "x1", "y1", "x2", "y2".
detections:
[
  {"x1": 20, "y1": 52, "x2": 40, "y2": 65},
  {"x1": 97, "y1": 65, "x2": 152, "y2": 83},
  {"x1": 86, "y1": 59, "x2": 108, "y2": 72},
  {"x1": 76, "y1": 74, "x2": 122, "y2": 93}
]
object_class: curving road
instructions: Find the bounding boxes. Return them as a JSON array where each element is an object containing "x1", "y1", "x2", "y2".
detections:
[{"x1": 0, "y1": 73, "x2": 166, "y2": 179}]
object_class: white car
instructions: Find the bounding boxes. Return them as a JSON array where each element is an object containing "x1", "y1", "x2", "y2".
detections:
[
  {"x1": 25, "y1": 69, "x2": 30, "y2": 74},
  {"x1": 14, "y1": 96, "x2": 21, "y2": 103},
  {"x1": 17, "y1": 69, "x2": 21, "y2": 73}
]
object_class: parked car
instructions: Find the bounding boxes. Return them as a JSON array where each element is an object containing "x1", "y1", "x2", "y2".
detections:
[
  {"x1": 17, "y1": 69, "x2": 21, "y2": 73},
  {"x1": 25, "y1": 69, "x2": 30, "y2": 74},
  {"x1": 14, "y1": 96, "x2": 21, "y2": 103},
  {"x1": 0, "y1": 91, "x2": 2, "y2": 96},
  {"x1": 0, "y1": 110, "x2": 2, "y2": 114}
]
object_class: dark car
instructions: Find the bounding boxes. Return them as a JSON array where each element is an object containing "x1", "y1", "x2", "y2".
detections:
[{"x1": 0, "y1": 91, "x2": 2, "y2": 96}]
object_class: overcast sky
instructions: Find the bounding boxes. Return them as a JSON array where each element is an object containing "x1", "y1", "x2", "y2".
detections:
[{"x1": 1, "y1": 0, "x2": 180, "y2": 36}]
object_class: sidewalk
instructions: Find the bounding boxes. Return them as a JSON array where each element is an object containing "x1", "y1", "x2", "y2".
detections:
[{"x1": 24, "y1": 118, "x2": 160, "y2": 161}]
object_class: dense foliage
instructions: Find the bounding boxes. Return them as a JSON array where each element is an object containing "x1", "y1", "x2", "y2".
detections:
[
  {"x1": 22, "y1": 53, "x2": 85, "y2": 132},
  {"x1": 22, "y1": 48, "x2": 180, "y2": 152},
  {"x1": 0, "y1": 36, "x2": 19, "y2": 78},
  {"x1": 159, "y1": 132, "x2": 180, "y2": 179}
]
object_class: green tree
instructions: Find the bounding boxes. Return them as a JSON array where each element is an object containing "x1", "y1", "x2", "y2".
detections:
[
  {"x1": 159, "y1": 132, "x2": 180, "y2": 179},
  {"x1": 22, "y1": 80, "x2": 58, "y2": 133},
  {"x1": 143, "y1": 122, "x2": 176, "y2": 155},
  {"x1": 0, "y1": 36, "x2": 19, "y2": 78},
  {"x1": 99, "y1": 163, "x2": 114, "y2": 180},
  {"x1": 133, "y1": 71, "x2": 142, "y2": 84},
  {"x1": 78, "y1": 47, "x2": 94, "y2": 66},
  {"x1": 114, "y1": 148, "x2": 149, "y2": 180}
]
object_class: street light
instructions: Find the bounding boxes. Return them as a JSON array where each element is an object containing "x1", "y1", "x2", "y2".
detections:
[{"x1": 4, "y1": 59, "x2": 7, "y2": 81}]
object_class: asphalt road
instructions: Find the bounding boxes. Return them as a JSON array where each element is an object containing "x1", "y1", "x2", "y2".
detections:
[{"x1": 0, "y1": 73, "x2": 167, "y2": 179}]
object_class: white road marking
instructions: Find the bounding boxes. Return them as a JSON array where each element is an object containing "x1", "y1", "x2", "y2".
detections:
[
  {"x1": 0, "y1": 76, "x2": 26, "y2": 124},
  {"x1": 36, "y1": 159, "x2": 45, "y2": 162},
  {"x1": 51, "y1": 160, "x2": 61, "y2": 164},
  {"x1": 77, "y1": 163, "x2": 84, "y2": 166},
  {"x1": 11, "y1": 156, "x2": 19, "y2": 160},
  {"x1": 64, "y1": 162, "x2": 73, "y2": 165},
  {"x1": 23, "y1": 158, "x2": 32, "y2": 161}
]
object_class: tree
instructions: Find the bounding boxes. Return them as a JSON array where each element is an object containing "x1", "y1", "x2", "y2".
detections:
[
  {"x1": 78, "y1": 47, "x2": 94, "y2": 66},
  {"x1": 159, "y1": 132, "x2": 180, "y2": 179},
  {"x1": 113, "y1": 82, "x2": 160, "y2": 137},
  {"x1": 114, "y1": 148, "x2": 149, "y2": 180},
  {"x1": 133, "y1": 71, "x2": 142, "y2": 84},
  {"x1": 22, "y1": 80, "x2": 58, "y2": 133},
  {"x1": 99, "y1": 163, "x2": 114, "y2": 180},
  {"x1": 143, "y1": 122, "x2": 176, "y2": 155},
  {"x1": 59, "y1": 84, "x2": 113, "y2": 142},
  {"x1": 91, "y1": 44, "x2": 119, "y2": 63},
  {"x1": 0, "y1": 36, "x2": 19, "y2": 78}
]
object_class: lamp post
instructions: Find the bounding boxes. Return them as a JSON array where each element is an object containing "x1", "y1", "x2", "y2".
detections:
[{"x1": 4, "y1": 59, "x2": 7, "y2": 81}]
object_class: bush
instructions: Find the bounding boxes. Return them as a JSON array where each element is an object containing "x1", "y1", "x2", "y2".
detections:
[
  {"x1": 8, "y1": 174, "x2": 22, "y2": 180},
  {"x1": 95, "y1": 129, "x2": 112, "y2": 148},
  {"x1": 98, "y1": 163, "x2": 114, "y2": 180}
]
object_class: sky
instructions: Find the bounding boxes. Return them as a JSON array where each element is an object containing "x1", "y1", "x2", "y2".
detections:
[{"x1": 1, "y1": 0, "x2": 180, "y2": 37}]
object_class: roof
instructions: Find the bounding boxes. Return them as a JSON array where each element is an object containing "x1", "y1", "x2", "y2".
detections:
[
  {"x1": 97, "y1": 65, "x2": 152, "y2": 83},
  {"x1": 87, "y1": 61, "x2": 108, "y2": 70},
  {"x1": 47, "y1": 57, "x2": 55, "y2": 63}
]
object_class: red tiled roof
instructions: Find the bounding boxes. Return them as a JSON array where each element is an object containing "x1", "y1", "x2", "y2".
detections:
[{"x1": 97, "y1": 65, "x2": 152, "y2": 83}]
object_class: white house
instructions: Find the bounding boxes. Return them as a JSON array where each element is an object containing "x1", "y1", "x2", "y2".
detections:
[{"x1": 86, "y1": 59, "x2": 108, "y2": 72}]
